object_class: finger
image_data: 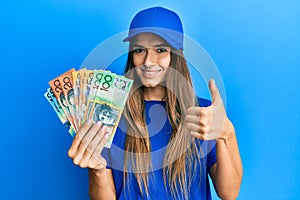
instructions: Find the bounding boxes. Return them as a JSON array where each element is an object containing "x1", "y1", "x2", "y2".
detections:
[
  {"x1": 209, "y1": 79, "x2": 222, "y2": 105},
  {"x1": 73, "y1": 121, "x2": 102, "y2": 165},
  {"x1": 97, "y1": 156, "x2": 107, "y2": 168},
  {"x1": 186, "y1": 114, "x2": 200, "y2": 124},
  {"x1": 92, "y1": 129, "x2": 111, "y2": 163},
  {"x1": 81, "y1": 126, "x2": 110, "y2": 167},
  {"x1": 79, "y1": 126, "x2": 106, "y2": 168},
  {"x1": 187, "y1": 106, "x2": 211, "y2": 120},
  {"x1": 187, "y1": 122, "x2": 200, "y2": 133},
  {"x1": 187, "y1": 106, "x2": 201, "y2": 116},
  {"x1": 190, "y1": 131, "x2": 208, "y2": 140},
  {"x1": 82, "y1": 121, "x2": 103, "y2": 148},
  {"x1": 93, "y1": 133, "x2": 109, "y2": 162},
  {"x1": 88, "y1": 156, "x2": 107, "y2": 170},
  {"x1": 83, "y1": 128, "x2": 109, "y2": 168},
  {"x1": 187, "y1": 120, "x2": 211, "y2": 133},
  {"x1": 68, "y1": 119, "x2": 93, "y2": 158},
  {"x1": 186, "y1": 115, "x2": 210, "y2": 129},
  {"x1": 82, "y1": 126, "x2": 107, "y2": 164}
]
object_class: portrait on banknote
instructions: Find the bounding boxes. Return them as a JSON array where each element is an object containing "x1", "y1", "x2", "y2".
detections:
[{"x1": 93, "y1": 103, "x2": 118, "y2": 126}]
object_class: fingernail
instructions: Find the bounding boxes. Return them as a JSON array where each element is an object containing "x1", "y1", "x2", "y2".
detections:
[
  {"x1": 100, "y1": 125, "x2": 107, "y2": 132},
  {"x1": 96, "y1": 121, "x2": 102, "y2": 127},
  {"x1": 104, "y1": 133, "x2": 109, "y2": 140},
  {"x1": 87, "y1": 119, "x2": 92, "y2": 125},
  {"x1": 211, "y1": 79, "x2": 216, "y2": 86}
]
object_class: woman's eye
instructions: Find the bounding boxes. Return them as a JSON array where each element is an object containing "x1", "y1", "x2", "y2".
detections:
[
  {"x1": 133, "y1": 48, "x2": 145, "y2": 53},
  {"x1": 157, "y1": 48, "x2": 169, "y2": 53}
]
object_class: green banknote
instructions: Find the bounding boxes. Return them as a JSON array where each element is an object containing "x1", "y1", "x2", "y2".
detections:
[
  {"x1": 91, "y1": 71, "x2": 118, "y2": 148},
  {"x1": 84, "y1": 70, "x2": 104, "y2": 123}
]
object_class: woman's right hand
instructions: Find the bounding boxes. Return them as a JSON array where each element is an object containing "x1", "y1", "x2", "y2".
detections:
[{"x1": 68, "y1": 119, "x2": 109, "y2": 171}]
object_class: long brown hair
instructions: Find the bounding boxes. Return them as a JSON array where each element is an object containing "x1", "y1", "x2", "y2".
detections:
[{"x1": 122, "y1": 45, "x2": 203, "y2": 199}]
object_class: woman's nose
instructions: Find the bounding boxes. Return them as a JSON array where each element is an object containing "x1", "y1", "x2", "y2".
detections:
[{"x1": 144, "y1": 49, "x2": 157, "y2": 66}]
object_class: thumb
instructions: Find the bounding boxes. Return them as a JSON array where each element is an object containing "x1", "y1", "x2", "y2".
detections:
[{"x1": 209, "y1": 79, "x2": 222, "y2": 104}]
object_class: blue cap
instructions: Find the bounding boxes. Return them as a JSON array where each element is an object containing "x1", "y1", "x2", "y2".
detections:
[{"x1": 123, "y1": 7, "x2": 184, "y2": 50}]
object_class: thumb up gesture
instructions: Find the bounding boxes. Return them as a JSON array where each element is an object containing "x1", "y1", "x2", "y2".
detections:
[{"x1": 186, "y1": 79, "x2": 233, "y2": 141}]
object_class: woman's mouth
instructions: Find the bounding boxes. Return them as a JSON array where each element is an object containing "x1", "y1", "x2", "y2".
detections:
[{"x1": 141, "y1": 69, "x2": 162, "y2": 77}]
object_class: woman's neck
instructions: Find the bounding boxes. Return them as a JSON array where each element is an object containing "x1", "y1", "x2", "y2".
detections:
[{"x1": 143, "y1": 85, "x2": 166, "y2": 101}]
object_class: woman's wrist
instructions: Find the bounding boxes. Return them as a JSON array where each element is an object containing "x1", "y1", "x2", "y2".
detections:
[
  {"x1": 218, "y1": 118, "x2": 235, "y2": 145},
  {"x1": 89, "y1": 168, "x2": 107, "y2": 177}
]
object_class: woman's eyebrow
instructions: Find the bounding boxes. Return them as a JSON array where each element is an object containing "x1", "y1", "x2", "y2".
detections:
[
  {"x1": 153, "y1": 43, "x2": 170, "y2": 47},
  {"x1": 131, "y1": 44, "x2": 144, "y2": 48}
]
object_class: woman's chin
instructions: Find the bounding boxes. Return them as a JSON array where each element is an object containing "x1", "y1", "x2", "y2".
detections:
[{"x1": 142, "y1": 82, "x2": 161, "y2": 88}]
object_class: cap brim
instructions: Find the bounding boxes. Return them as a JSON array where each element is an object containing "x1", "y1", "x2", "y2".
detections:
[{"x1": 123, "y1": 27, "x2": 183, "y2": 50}]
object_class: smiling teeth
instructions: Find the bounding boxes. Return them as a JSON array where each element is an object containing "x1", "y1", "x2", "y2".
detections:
[{"x1": 145, "y1": 71, "x2": 156, "y2": 75}]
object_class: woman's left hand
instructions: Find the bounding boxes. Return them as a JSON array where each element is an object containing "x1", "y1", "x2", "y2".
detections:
[{"x1": 186, "y1": 79, "x2": 233, "y2": 141}]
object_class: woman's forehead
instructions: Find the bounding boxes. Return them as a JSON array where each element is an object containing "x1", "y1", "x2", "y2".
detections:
[{"x1": 131, "y1": 33, "x2": 170, "y2": 47}]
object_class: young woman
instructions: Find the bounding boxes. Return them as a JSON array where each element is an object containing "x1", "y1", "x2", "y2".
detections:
[{"x1": 68, "y1": 6, "x2": 243, "y2": 200}]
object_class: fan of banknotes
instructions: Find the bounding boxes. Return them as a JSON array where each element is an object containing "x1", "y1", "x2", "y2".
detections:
[{"x1": 44, "y1": 68, "x2": 133, "y2": 148}]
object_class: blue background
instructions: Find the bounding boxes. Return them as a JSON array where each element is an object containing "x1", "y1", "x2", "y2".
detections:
[{"x1": 1, "y1": 0, "x2": 299, "y2": 199}]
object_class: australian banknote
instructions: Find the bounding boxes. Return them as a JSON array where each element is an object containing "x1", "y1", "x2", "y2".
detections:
[
  {"x1": 45, "y1": 68, "x2": 133, "y2": 148},
  {"x1": 49, "y1": 68, "x2": 77, "y2": 132}
]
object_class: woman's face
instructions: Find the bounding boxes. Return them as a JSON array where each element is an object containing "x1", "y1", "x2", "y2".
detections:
[{"x1": 131, "y1": 33, "x2": 171, "y2": 88}]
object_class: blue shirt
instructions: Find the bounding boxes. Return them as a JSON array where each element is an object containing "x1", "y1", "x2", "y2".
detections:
[{"x1": 102, "y1": 98, "x2": 217, "y2": 200}]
